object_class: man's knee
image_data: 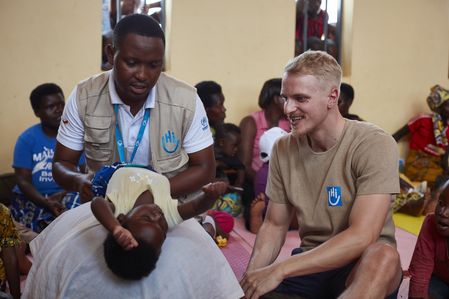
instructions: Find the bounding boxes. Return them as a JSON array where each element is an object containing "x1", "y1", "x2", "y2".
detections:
[
  {"x1": 360, "y1": 242, "x2": 402, "y2": 292},
  {"x1": 361, "y1": 242, "x2": 400, "y2": 269}
]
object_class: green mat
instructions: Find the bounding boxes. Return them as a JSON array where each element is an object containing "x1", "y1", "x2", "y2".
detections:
[{"x1": 393, "y1": 212, "x2": 425, "y2": 236}]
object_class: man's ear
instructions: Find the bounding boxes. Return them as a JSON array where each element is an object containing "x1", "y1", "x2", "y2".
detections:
[
  {"x1": 106, "y1": 44, "x2": 115, "y2": 66},
  {"x1": 327, "y1": 86, "x2": 339, "y2": 109}
]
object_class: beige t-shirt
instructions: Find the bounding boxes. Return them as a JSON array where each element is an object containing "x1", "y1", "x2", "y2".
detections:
[
  {"x1": 267, "y1": 120, "x2": 399, "y2": 250},
  {"x1": 105, "y1": 167, "x2": 183, "y2": 229}
]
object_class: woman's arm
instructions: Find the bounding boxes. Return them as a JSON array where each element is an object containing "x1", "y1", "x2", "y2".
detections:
[{"x1": 1, "y1": 246, "x2": 20, "y2": 299}]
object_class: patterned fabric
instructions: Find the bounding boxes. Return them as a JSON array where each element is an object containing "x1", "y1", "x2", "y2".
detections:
[
  {"x1": 11, "y1": 192, "x2": 80, "y2": 233},
  {"x1": 0, "y1": 204, "x2": 20, "y2": 283},
  {"x1": 392, "y1": 191, "x2": 424, "y2": 215},
  {"x1": 212, "y1": 192, "x2": 242, "y2": 217},
  {"x1": 432, "y1": 113, "x2": 448, "y2": 148},
  {"x1": 426, "y1": 85, "x2": 449, "y2": 112},
  {"x1": 92, "y1": 163, "x2": 154, "y2": 197},
  {"x1": 405, "y1": 149, "x2": 443, "y2": 188},
  {"x1": 407, "y1": 115, "x2": 448, "y2": 156}
]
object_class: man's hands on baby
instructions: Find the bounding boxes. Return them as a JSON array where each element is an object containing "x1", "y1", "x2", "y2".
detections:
[
  {"x1": 75, "y1": 173, "x2": 94, "y2": 203},
  {"x1": 113, "y1": 226, "x2": 138, "y2": 250},
  {"x1": 202, "y1": 181, "x2": 229, "y2": 199}
]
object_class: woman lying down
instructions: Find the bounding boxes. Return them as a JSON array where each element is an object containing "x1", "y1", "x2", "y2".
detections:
[{"x1": 22, "y1": 167, "x2": 244, "y2": 299}]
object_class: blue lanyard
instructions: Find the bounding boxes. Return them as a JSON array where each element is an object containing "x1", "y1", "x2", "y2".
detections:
[{"x1": 113, "y1": 104, "x2": 150, "y2": 164}]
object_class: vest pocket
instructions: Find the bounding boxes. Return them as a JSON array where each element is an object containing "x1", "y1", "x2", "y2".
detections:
[
  {"x1": 156, "y1": 152, "x2": 189, "y2": 175},
  {"x1": 84, "y1": 115, "x2": 113, "y2": 162},
  {"x1": 84, "y1": 115, "x2": 112, "y2": 143}
]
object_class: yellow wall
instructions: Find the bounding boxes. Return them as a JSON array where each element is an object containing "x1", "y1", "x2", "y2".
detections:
[
  {"x1": 166, "y1": 0, "x2": 296, "y2": 125},
  {"x1": 344, "y1": 0, "x2": 449, "y2": 157},
  {"x1": 1, "y1": 0, "x2": 449, "y2": 173},
  {"x1": 0, "y1": 0, "x2": 101, "y2": 173}
]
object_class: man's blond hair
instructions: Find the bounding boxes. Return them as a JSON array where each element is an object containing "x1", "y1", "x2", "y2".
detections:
[{"x1": 284, "y1": 51, "x2": 342, "y2": 89}]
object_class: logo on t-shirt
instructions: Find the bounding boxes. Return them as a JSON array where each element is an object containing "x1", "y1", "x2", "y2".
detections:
[
  {"x1": 161, "y1": 130, "x2": 180, "y2": 154},
  {"x1": 201, "y1": 116, "x2": 209, "y2": 131},
  {"x1": 326, "y1": 186, "x2": 342, "y2": 206},
  {"x1": 32, "y1": 146, "x2": 54, "y2": 183}
]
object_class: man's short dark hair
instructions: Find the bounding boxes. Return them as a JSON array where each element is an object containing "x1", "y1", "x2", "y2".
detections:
[
  {"x1": 258, "y1": 78, "x2": 282, "y2": 109},
  {"x1": 103, "y1": 232, "x2": 160, "y2": 280},
  {"x1": 195, "y1": 81, "x2": 223, "y2": 108},
  {"x1": 29, "y1": 83, "x2": 63, "y2": 112},
  {"x1": 113, "y1": 14, "x2": 165, "y2": 49},
  {"x1": 215, "y1": 123, "x2": 240, "y2": 140},
  {"x1": 340, "y1": 83, "x2": 354, "y2": 102}
]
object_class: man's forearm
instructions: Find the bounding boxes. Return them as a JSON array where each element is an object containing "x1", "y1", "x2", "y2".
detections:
[
  {"x1": 278, "y1": 226, "x2": 375, "y2": 279},
  {"x1": 169, "y1": 164, "x2": 215, "y2": 198},
  {"x1": 53, "y1": 161, "x2": 85, "y2": 192},
  {"x1": 246, "y1": 221, "x2": 288, "y2": 272}
]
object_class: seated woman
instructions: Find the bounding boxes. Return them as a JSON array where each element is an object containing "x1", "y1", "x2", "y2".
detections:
[
  {"x1": 239, "y1": 79, "x2": 290, "y2": 228},
  {"x1": 11, "y1": 83, "x2": 85, "y2": 233},
  {"x1": 393, "y1": 85, "x2": 449, "y2": 188},
  {"x1": 239, "y1": 78, "x2": 290, "y2": 182},
  {"x1": 22, "y1": 201, "x2": 244, "y2": 298}
]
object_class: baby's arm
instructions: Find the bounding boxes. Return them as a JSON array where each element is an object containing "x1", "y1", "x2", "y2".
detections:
[
  {"x1": 234, "y1": 168, "x2": 245, "y2": 187},
  {"x1": 177, "y1": 181, "x2": 228, "y2": 220},
  {"x1": 91, "y1": 197, "x2": 138, "y2": 250}
]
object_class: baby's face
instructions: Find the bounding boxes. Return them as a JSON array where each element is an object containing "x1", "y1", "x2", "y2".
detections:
[
  {"x1": 122, "y1": 204, "x2": 169, "y2": 250},
  {"x1": 220, "y1": 133, "x2": 240, "y2": 157},
  {"x1": 436, "y1": 188, "x2": 449, "y2": 237}
]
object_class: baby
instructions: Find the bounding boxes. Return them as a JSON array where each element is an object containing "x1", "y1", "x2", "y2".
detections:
[
  {"x1": 91, "y1": 167, "x2": 227, "y2": 280},
  {"x1": 408, "y1": 181, "x2": 449, "y2": 298}
]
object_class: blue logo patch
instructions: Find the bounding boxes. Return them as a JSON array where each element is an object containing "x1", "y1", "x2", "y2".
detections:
[
  {"x1": 161, "y1": 130, "x2": 180, "y2": 154},
  {"x1": 201, "y1": 116, "x2": 209, "y2": 131},
  {"x1": 326, "y1": 186, "x2": 342, "y2": 206}
]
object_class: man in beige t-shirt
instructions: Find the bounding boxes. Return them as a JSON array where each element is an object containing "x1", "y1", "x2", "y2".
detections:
[{"x1": 241, "y1": 51, "x2": 402, "y2": 299}]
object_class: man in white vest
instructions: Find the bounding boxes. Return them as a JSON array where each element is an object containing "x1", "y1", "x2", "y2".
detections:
[{"x1": 53, "y1": 14, "x2": 215, "y2": 203}]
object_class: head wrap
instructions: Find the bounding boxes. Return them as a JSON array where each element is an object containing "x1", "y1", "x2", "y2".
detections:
[
  {"x1": 426, "y1": 85, "x2": 449, "y2": 112},
  {"x1": 207, "y1": 210, "x2": 234, "y2": 234}
]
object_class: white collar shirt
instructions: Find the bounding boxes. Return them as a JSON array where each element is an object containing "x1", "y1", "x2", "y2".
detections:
[{"x1": 108, "y1": 70, "x2": 154, "y2": 166}]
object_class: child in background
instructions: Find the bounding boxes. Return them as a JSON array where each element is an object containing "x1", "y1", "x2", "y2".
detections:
[
  {"x1": 408, "y1": 181, "x2": 449, "y2": 299},
  {"x1": 249, "y1": 127, "x2": 288, "y2": 234},
  {"x1": 195, "y1": 81, "x2": 227, "y2": 137},
  {"x1": 91, "y1": 166, "x2": 227, "y2": 280},
  {"x1": 0, "y1": 204, "x2": 21, "y2": 299},
  {"x1": 212, "y1": 123, "x2": 245, "y2": 217},
  {"x1": 338, "y1": 83, "x2": 363, "y2": 121}
]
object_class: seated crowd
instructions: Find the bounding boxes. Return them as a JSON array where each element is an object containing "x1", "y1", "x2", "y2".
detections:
[{"x1": 1, "y1": 13, "x2": 448, "y2": 299}]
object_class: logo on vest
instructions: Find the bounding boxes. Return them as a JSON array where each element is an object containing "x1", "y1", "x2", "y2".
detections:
[
  {"x1": 201, "y1": 116, "x2": 209, "y2": 131},
  {"x1": 161, "y1": 130, "x2": 180, "y2": 154},
  {"x1": 326, "y1": 186, "x2": 342, "y2": 206}
]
